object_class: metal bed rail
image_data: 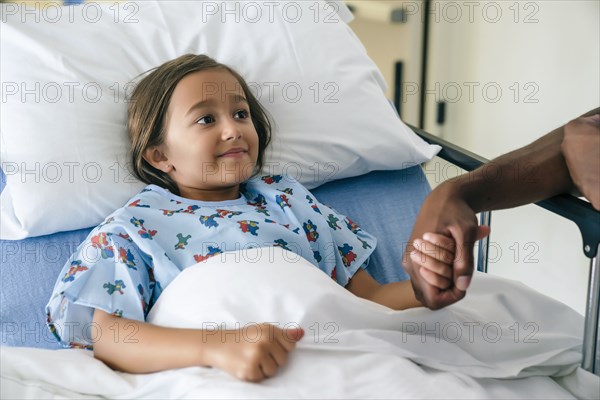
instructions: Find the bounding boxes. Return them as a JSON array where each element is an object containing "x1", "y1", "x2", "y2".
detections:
[{"x1": 409, "y1": 124, "x2": 600, "y2": 375}]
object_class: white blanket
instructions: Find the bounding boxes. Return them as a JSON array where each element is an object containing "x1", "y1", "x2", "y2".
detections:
[{"x1": 2, "y1": 249, "x2": 599, "y2": 399}]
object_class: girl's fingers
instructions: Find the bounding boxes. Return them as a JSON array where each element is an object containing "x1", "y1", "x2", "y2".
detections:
[
  {"x1": 413, "y1": 238, "x2": 454, "y2": 265},
  {"x1": 269, "y1": 340, "x2": 289, "y2": 367},
  {"x1": 277, "y1": 328, "x2": 303, "y2": 352},
  {"x1": 422, "y1": 232, "x2": 456, "y2": 253},
  {"x1": 259, "y1": 354, "x2": 279, "y2": 378},
  {"x1": 410, "y1": 250, "x2": 453, "y2": 278},
  {"x1": 418, "y1": 265, "x2": 452, "y2": 290}
]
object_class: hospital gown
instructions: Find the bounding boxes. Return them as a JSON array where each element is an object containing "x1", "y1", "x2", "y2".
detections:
[{"x1": 45, "y1": 175, "x2": 377, "y2": 348}]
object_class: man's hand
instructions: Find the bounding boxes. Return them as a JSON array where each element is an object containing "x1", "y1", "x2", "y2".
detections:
[
  {"x1": 404, "y1": 108, "x2": 598, "y2": 311},
  {"x1": 562, "y1": 113, "x2": 600, "y2": 211},
  {"x1": 403, "y1": 183, "x2": 490, "y2": 310}
]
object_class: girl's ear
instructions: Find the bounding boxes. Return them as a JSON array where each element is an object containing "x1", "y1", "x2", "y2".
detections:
[{"x1": 143, "y1": 146, "x2": 172, "y2": 173}]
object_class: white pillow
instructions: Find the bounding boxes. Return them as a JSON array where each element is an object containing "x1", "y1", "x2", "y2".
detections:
[{"x1": 0, "y1": 1, "x2": 440, "y2": 239}]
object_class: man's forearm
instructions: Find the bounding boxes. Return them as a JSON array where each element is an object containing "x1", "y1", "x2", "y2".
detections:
[
  {"x1": 402, "y1": 107, "x2": 599, "y2": 310},
  {"x1": 446, "y1": 126, "x2": 570, "y2": 213},
  {"x1": 444, "y1": 107, "x2": 599, "y2": 213}
]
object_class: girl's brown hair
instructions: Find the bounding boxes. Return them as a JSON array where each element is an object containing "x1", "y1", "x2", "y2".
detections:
[{"x1": 128, "y1": 54, "x2": 272, "y2": 195}]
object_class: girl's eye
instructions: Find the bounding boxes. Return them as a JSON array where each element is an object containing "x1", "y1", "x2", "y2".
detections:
[
  {"x1": 196, "y1": 115, "x2": 215, "y2": 125},
  {"x1": 234, "y1": 110, "x2": 249, "y2": 119}
]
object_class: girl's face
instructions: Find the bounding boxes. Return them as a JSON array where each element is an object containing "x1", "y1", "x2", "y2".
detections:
[{"x1": 147, "y1": 69, "x2": 260, "y2": 201}]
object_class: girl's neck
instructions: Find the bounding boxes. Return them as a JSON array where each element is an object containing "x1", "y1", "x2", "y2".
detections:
[{"x1": 177, "y1": 184, "x2": 242, "y2": 202}]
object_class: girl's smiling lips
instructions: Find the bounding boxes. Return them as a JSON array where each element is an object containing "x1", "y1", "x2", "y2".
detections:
[{"x1": 219, "y1": 147, "x2": 248, "y2": 158}]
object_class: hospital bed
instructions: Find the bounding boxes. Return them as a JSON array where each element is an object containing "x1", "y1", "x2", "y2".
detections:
[{"x1": 1, "y1": 1, "x2": 599, "y2": 398}]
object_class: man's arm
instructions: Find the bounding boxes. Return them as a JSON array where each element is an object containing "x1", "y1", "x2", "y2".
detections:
[
  {"x1": 404, "y1": 107, "x2": 599, "y2": 310},
  {"x1": 562, "y1": 112, "x2": 600, "y2": 209},
  {"x1": 447, "y1": 107, "x2": 599, "y2": 214}
]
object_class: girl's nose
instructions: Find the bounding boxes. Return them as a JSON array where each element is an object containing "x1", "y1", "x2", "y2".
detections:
[{"x1": 221, "y1": 119, "x2": 242, "y2": 141}]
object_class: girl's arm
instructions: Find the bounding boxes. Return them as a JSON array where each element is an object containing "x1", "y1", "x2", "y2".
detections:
[
  {"x1": 93, "y1": 309, "x2": 303, "y2": 381},
  {"x1": 346, "y1": 269, "x2": 422, "y2": 310},
  {"x1": 93, "y1": 309, "x2": 209, "y2": 373},
  {"x1": 346, "y1": 233, "x2": 464, "y2": 310}
]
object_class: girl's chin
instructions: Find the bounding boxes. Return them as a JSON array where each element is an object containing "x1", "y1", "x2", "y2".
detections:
[
  {"x1": 205, "y1": 166, "x2": 254, "y2": 184},
  {"x1": 217, "y1": 160, "x2": 257, "y2": 175}
]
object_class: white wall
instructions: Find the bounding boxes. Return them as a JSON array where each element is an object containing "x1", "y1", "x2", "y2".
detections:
[
  {"x1": 347, "y1": 0, "x2": 599, "y2": 315},
  {"x1": 347, "y1": 0, "x2": 423, "y2": 125},
  {"x1": 425, "y1": 0, "x2": 599, "y2": 151},
  {"x1": 425, "y1": 0, "x2": 599, "y2": 316}
]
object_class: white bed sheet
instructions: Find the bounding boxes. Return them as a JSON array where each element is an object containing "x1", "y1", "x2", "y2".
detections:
[
  {"x1": 2, "y1": 346, "x2": 598, "y2": 399},
  {"x1": 2, "y1": 249, "x2": 599, "y2": 399}
]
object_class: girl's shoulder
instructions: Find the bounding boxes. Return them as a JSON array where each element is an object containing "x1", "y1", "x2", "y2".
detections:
[
  {"x1": 101, "y1": 185, "x2": 160, "y2": 216},
  {"x1": 243, "y1": 174, "x2": 311, "y2": 197},
  {"x1": 245, "y1": 174, "x2": 306, "y2": 190},
  {"x1": 82, "y1": 185, "x2": 169, "y2": 246},
  {"x1": 92, "y1": 185, "x2": 166, "y2": 229},
  {"x1": 120, "y1": 184, "x2": 183, "y2": 210}
]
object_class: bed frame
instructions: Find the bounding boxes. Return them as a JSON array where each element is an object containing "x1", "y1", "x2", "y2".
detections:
[{"x1": 410, "y1": 124, "x2": 600, "y2": 375}]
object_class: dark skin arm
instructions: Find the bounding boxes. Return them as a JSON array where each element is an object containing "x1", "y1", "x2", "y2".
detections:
[
  {"x1": 404, "y1": 107, "x2": 599, "y2": 310},
  {"x1": 562, "y1": 112, "x2": 600, "y2": 209}
]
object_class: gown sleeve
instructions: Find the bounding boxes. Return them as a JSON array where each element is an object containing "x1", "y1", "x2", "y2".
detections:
[
  {"x1": 309, "y1": 197, "x2": 377, "y2": 286},
  {"x1": 45, "y1": 223, "x2": 153, "y2": 349},
  {"x1": 270, "y1": 176, "x2": 378, "y2": 287}
]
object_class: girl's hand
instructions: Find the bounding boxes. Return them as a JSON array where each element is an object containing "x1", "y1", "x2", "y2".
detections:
[
  {"x1": 410, "y1": 232, "x2": 456, "y2": 290},
  {"x1": 204, "y1": 323, "x2": 304, "y2": 382}
]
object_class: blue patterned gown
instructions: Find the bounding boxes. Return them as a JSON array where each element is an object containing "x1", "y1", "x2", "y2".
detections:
[{"x1": 46, "y1": 175, "x2": 377, "y2": 348}]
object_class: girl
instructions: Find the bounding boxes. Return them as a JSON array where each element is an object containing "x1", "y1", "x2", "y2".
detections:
[{"x1": 46, "y1": 54, "x2": 454, "y2": 382}]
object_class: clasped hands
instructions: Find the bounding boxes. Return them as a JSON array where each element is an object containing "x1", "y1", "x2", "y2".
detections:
[
  {"x1": 402, "y1": 184, "x2": 490, "y2": 310},
  {"x1": 406, "y1": 111, "x2": 599, "y2": 310}
]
